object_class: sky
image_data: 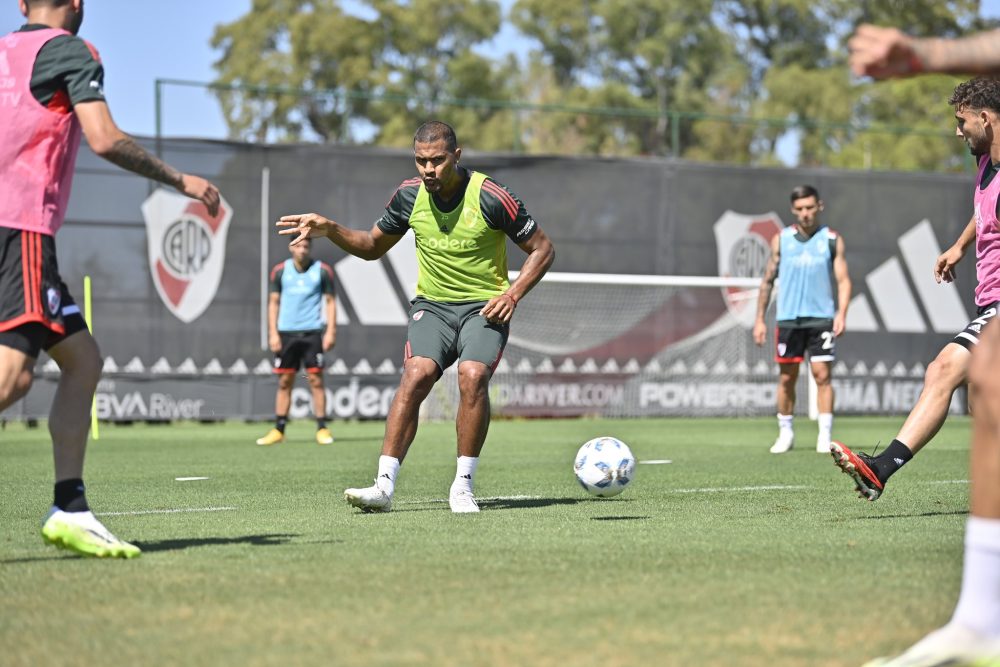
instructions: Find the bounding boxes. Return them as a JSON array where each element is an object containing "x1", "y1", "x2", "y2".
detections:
[{"x1": 3, "y1": 0, "x2": 1000, "y2": 142}]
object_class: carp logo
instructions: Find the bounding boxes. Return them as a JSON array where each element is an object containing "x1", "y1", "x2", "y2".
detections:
[
  {"x1": 713, "y1": 210, "x2": 784, "y2": 327},
  {"x1": 142, "y1": 190, "x2": 232, "y2": 323}
]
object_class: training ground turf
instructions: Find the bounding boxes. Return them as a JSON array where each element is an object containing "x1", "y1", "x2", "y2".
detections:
[{"x1": 0, "y1": 416, "x2": 970, "y2": 666}]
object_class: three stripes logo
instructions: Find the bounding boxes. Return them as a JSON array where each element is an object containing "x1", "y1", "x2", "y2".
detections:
[{"x1": 847, "y1": 219, "x2": 968, "y2": 333}]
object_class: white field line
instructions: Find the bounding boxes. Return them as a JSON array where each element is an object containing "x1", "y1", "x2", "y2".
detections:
[
  {"x1": 97, "y1": 506, "x2": 238, "y2": 517},
  {"x1": 395, "y1": 495, "x2": 541, "y2": 505},
  {"x1": 638, "y1": 460, "x2": 672, "y2": 465},
  {"x1": 931, "y1": 480, "x2": 969, "y2": 485},
  {"x1": 175, "y1": 477, "x2": 210, "y2": 481}
]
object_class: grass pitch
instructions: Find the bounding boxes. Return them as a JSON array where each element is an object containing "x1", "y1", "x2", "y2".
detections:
[{"x1": 0, "y1": 416, "x2": 970, "y2": 666}]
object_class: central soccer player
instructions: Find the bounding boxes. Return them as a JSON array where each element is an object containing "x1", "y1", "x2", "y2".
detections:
[{"x1": 277, "y1": 121, "x2": 555, "y2": 513}]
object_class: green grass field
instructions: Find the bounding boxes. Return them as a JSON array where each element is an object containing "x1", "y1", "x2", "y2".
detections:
[{"x1": 0, "y1": 416, "x2": 971, "y2": 666}]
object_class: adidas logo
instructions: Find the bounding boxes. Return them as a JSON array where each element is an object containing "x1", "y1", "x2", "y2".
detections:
[
  {"x1": 379, "y1": 473, "x2": 391, "y2": 480},
  {"x1": 460, "y1": 474, "x2": 472, "y2": 480},
  {"x1": 893, "y1": 458, "x2": 905, "y2": 466},
  {"x1": 846, "y1": 220, "x2": 968, "y2": 334}
]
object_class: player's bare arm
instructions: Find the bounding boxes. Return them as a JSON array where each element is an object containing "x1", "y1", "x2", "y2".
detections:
[
  {"x1": 277, "y1": 215, "x2": 402, "y2": 260},
  {"x1": 851, "y1": 24, "x2": 1000, "y2": 79},
  {"x1": 833, "y1": 235, "x2": 851, "y2": 337},
  {"x1": 936, "y1": 216, "x2": 976, "y2": 283},
  {"x1": 753, "y1": 234, "x2": 781, "y2": 346},
  {"x1": 323, "y1": 295, "x2": 337, "y2": 351},
  {"x1": 74, "y1": 100, "x2": 220, "y2": 216},
  {"x1": 480, "y1": 227, "x2": 555, "y2": 325},
  {"x1": 267, "y1": 292, "x2": 281, "y2": 353}
]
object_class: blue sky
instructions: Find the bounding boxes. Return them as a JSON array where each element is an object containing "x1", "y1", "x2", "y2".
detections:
[{"x1": 3, "y1": 0, "x2": 1000, "y2": 141}]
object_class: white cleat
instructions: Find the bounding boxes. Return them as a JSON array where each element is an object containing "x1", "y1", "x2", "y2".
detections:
[
  {"x1": 861, "y1": 623, "x2": 1000, "y2": 666},
  {"x1": 41, "y1": 507, "x2": 141, "y2": 558},
  {"x1": 769, "y1": 431, "x2": 794, "y2": 454},
  {"x1": 448, "y1": 489, "x2": 480, "y2": 513},
  {"x1": 343, "y1": 483, "x2": 392, "y2": 513},
  {"x1": 816, "y1": 434, "x2": 832, "y2": 453}
]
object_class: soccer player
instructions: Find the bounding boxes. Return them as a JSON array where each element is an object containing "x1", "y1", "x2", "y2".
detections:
[
  {"x1": 0, "y1": 0, "x2": 221, "y2": 558},
  {"x1": 831, "y1": 78, "x2": 1000, "y2": 504},
  {"x1": 277, "y1": 120, "x2": 554, "y2": 513},
  {"x1": 846, "y1": 27, "x2": 1000, "y2": 665},
  {"x1": 752, "y1": 186, "x2": 851, "y2": 454},
  {"x1": 256, "y1": 238, "x2": 337, "y2": 446}
]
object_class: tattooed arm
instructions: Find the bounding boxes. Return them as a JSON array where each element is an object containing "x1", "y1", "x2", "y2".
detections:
[
  {"x1": 850, "y1": 24, "x2": 1000, "y2": 79},
  {"x1": 74, "y1": 100, "x2": 221, "y2": 216}
]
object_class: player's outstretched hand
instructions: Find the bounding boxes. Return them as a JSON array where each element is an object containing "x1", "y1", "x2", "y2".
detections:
[
  {"x1": 178, "y1": 174, "x2": 221, "y2": 217},
  {"x1": 277, "y1": 213, "x2": 334, "y2": 246},
  {"x1": 480, "y1": 293, "x2": 517, "y2": 325},
  {"x1": 934, "y1": 246, "x2": 964, "y2": 283},
  {"x1": 849, "y1": 24, "x2": 923, "y2": 79}
]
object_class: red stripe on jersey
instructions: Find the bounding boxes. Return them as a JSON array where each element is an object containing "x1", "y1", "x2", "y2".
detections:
[
  {"x1": 270, "y1": 263, "x2": 284, "y2": 281},
  {"x1": 320, "y1": 262, "x2": 334, "y2": 280},
  {"x1": 481, "y1": 180, "x2": 517, "y2": 221},
  {"x1": 386, "y1": 178, "x2": 421, "y2": 208},
  {"x1": 47, "y1": 89, "x2": 72, "y2": 114},
  {"x1": 82, "y1": 39, "x2": 102, "y2": 63}
]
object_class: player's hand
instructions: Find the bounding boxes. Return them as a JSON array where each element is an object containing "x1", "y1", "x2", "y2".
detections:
[
  {"x1": 833, "y1": 313, "x2": 846, "y2": 337},
  {"x1": 277, "y1": 213, "x2": 335, "y2": 246},
  {"x1": 752, "y1": 320, "x2": 767, "y2": 347},
  {"x1": 322, "y1": 332, "x2": 335, "y2": 351},
  {"x1": 178, "y1": 174, "x2": 221, "y2": 217},
  {"x1": 935, "y1": 246, "x2": 964, "y2": 283},
  {"x1": 268, "y1": 332, "x2": 281, "y2": 354},
  {"x1": 849, "y1": 24, "x2": 924, "y2": 79},
  {"x1": 480, "y1": 293, "x2": 517, "y2": 325}
]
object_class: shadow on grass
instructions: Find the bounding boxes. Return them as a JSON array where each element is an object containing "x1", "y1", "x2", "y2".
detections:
[
  {"x1": 591, "y1": 515, "x2": 650, "y2": 521},
  {"x1": 0, "y1": 533, "x2": 341, "y2": 563},
  {"x1": 133, "y1": 532, "x2": 304, "y2": 553},
  {"x1": 382, "y1": 497, "x2": 588, "y2": 513}
]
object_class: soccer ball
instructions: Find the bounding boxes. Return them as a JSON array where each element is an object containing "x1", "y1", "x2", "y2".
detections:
[{"x1": 574, "y1": 436, "x2": 636, "y2": 497}]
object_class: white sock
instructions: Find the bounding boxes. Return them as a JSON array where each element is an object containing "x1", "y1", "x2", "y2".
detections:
[
  {"x1": 817, "y1": 413, "x2": 833, "y2": 439},
  {"x1": 451, "y1": 456, "x2": 479, "y2": 494},
  {"x1": 952, "y1": 516, "x2": 1000, "y2": 637},
  {"x1": 375, "y1": 455, "x2": 400, "y2": 496},
  {"x1": 777, "y1": 413, "x2": 794, "y2": 435}
]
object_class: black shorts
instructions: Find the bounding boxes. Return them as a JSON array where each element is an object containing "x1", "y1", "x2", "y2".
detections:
[
  {"x1": 273, "y1": 331, "x2": 324, "y2": 373},
  {"x1": 0, "y1": 228, "x2": 87, "y2": 358},
  {"x1": 953, "y1": 302, "x2": 1000, "y2": 350},
  {"x1": 775, "y1": 324, "x2": 836, "y2": 364}
]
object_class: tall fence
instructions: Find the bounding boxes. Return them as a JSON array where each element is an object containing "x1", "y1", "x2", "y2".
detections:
[
  {"x1": 155, "y1": 78, "x2": 965, "y2": 172},
  {"x1": 2, "y1": 138, "x2": 978, "y2": 420}
]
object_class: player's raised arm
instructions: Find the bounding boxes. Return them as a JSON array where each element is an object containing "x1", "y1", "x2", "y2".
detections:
[
  {"x1": 850, "y1": 24, "x2": 1000, "y2": 78},
  {"x1": 276, "y1": 214, "x2": 401, "y2": 260},
  {"x1": 73, "y1": 100, "x2": 220, "y2": 216}
]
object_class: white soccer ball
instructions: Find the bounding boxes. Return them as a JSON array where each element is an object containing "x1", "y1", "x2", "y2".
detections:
[{"x1": 574, "y1": 436, "x2": 636, "y2": 497}]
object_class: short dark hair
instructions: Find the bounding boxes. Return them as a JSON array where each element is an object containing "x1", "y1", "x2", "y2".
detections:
[
  {"x1": 789, "y1": 185, "x2": 820, "y2": 203},
  {"x1": 414, "y1": 121, "x2": 458, "y2": 151},
  {"x1": 25, "y1": 0, "x2": 73, "y2": 8},
  {"x1": 949, "y1": 77, "x2": 1000, "y2": 114}
]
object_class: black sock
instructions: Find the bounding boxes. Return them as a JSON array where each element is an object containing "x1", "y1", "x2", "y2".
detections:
[
  {"x1": 275, "y1": 415, "x2": 288, "y2": 433},
  {"x1": 54, "y1": 478, "x2": 89, "y2": 513},
  {"x1": 316, "y1": 418, "x2": 327, "y2": 430},
  {"x1": 872, "y1": 439, "x2": 913, "y2": 484}
]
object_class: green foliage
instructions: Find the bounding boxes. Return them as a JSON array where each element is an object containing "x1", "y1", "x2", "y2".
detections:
[{"x1": 208, "y1": 0, "x2": 988, "y2": 170}]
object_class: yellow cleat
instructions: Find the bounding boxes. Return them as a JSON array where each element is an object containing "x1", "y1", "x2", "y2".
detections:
[
  {"x1": 256, "y1": 428, "x2": 285, "y2": 446},
  {"x1": 315, "y1": 427, "x2": 334, "y2": 445},
  {"x1": 41, "y1": 508, "x2": 141, "y2": 559}
]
